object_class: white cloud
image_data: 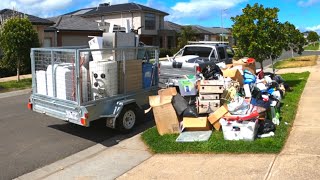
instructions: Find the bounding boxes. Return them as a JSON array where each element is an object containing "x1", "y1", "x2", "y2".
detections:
[
  {"x1": 0, "y1": 0, "x2": 73, "y2": 17},
  {"x1": 298, "y1": 0, "x2": 320, "y2": 7},
  {"x1": 306, "y1": 24, "x2": 320, "y2": 33},
  {"x1": 168, "y1": 0, "x2": 247, "y2": 21}
]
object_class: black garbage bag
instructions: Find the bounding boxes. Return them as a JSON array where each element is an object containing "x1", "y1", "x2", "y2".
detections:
[
  {"x1": 258, "y1": 119, "x2": 276, "y2": 135},
  {"x1": 172, "y1": 94, "x2": 188, "y2": 116},
  {"x1": 183, "y1": 104, "x2": 198, "y2": 117},
  {"x1": 202, "y1": 64, "x2": 223, "y2": 80}
]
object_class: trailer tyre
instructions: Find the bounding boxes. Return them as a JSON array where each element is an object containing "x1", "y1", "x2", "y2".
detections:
[{"x1": 117, "y1": 105, "x2": 137, "y2": 132}]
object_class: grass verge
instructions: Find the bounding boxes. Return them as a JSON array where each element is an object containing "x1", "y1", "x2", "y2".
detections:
[
  {"x1": 0, "y1": 78, "x2": 32, "y2": 93},
  {"x1": 304, "y1": 42, "x2": 319, "y2": 50},
  {"x1": 274, "y1": 55, "x2": 317, "y2": 69},
  {"x1": 142, "y1": 72, "x2": 310, "y2": 154}
]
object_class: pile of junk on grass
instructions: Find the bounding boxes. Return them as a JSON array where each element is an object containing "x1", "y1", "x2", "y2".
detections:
[{"x1": 149, "y1": 58, "x2": 291, "y2": 142}]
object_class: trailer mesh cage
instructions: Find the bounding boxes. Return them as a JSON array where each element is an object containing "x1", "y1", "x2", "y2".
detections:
[{"x1": 31, "y1": 47, "x2": 159, "y2": 105}]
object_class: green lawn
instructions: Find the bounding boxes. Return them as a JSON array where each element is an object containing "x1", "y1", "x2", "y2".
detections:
[
  {"x1": 304, "y1": 42, "x2": 319, "y2": 50},
  {"x1": 142, "y1": 72, "x2": 310, "y2": 154},
  {"x1": 274, "y1": 55, "x2": 317, "y2": 69},
  {"x1": 0, "y1": 78, "x2": 32, "y2": 93}
]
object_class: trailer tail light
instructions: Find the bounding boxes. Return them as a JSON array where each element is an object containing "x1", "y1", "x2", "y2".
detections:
[
  {"x1": 27, "y1": 102, "x2": 33, "y2": 110},
  {"x1": 81, "y1": 112, "x2": 89, "y2": 126},
  {"x1": 196, "y1": 66, "x2": 202, "y2": 74},
  {"x1": 80, "y1": 118, "x2": 86, "y2": 126},
  {"x1": 158, "y1": 63, "x2": 161, "y2": 75}
]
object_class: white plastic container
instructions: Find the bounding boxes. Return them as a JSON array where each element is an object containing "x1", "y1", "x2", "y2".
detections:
[
  {"x1": 89, "y1": 37, "x2": 104, "y2": 61},
  {"x1": 46, "y1": 64, "x2": 89, "y2": 102},
  {"x1": 89, "y1": 60, "x2": 118, "y2": 100},
  {"x1": 220, "y1": 118, "x2": 259, "y2": 141},
  {"x1": 36, "y1": 70, "x2": 47, "y2": 95}
]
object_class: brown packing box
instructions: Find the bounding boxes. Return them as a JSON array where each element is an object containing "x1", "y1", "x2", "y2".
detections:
[
  {"x1": 221, "y1": 69, "x2": 244, "y2": 86},
  {"x1": 208, "y1": 104, "x2": 228, "y2": 124},
  {"x1": 212, "y1": 121, "x2": 221, "y2": 131},
  {"x1": 182, "y1": 117, "x2": 212, "y2": 131},
  {"x1": 232, "y1": 59, "x2": 256, "y2": 74},
  {"x1": 149, "y1": 95, "x2": 180, "y2": 136},
  {"x1": 158, "y1": 87, "x2": 177, "y2": 96}
]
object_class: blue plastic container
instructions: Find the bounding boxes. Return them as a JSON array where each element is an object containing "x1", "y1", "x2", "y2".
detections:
[{"x1": 142, "y1": 63, "x2": 153, "y2": 88}]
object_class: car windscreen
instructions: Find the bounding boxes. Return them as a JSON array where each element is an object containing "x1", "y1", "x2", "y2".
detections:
[{"x1": 182, "y1": 47, "x2": 212, "y2": 57}]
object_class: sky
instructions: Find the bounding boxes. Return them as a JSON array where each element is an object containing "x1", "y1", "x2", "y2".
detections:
[{"x1": 1, "y1": 0, "x2": 320, "y2": 33}]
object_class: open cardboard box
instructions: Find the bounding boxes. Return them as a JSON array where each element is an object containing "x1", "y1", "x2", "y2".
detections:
[
  {"x1": 222, "y1": 69, "x2": 244, "y2": 86},
  {"x1": 232, "y1": 59, "x2": 256, "y2": 74},
  {"x1": 149, "y1": 94, "x2": 180, "y2": 136},
  {"x1": 181, "y1": 117, "x2": 212, "y2": 131}
]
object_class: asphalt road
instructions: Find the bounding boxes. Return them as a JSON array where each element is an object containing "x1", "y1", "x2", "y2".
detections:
[{"x1": 0, "y1": 93, "x2": 154, "y2": 180}]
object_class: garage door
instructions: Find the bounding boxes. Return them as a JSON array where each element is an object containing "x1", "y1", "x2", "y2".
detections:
[{"x1": 61, "y1": 35, "x2": 92, "y2": 46}]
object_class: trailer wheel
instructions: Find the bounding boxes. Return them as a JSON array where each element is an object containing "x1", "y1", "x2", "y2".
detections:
[{"x1": 117, "y1": 105, "x2": 137, "y2": 132}]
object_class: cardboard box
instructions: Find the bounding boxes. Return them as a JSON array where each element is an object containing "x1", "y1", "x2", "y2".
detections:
[
  {"x1": 212, "y1": 121, "x2": 221, "y2": 131},
  {"x1": 233, "y1": 59, "x2": 256, "y2": 74},
  {"x1": 197, "y1": 98, "x2": 220, "y2": 114},
  {"x1": 149, "y1": 95, "x2": 180, "y2": 135},
  {"x1": 208, "y1": 104, "x2": 228, "y2": 124},
  {"x1": 182, "y1": 117, "x2": 211, "y2": 131},
  {"x1": 222, "y1": 69, "x2": 244, "y2": 86},
  {"x1": 158, "y1": 87, "x2": 177, "y2": 96}
]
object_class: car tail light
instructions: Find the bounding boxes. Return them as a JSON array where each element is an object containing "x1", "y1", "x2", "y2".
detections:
[
  {"x1": 196, "y1": 66, "x2": 201, "y2": 74},
  {"x1": 80, "y1": 118, "x2": 86, "y2": 126}
]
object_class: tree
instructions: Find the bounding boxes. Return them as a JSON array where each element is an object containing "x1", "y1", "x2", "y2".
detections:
[
  {"x1": 307, "y1": 31, "x2": 319, "y2": 45},
  {"x1": 0, "y1": 17, "x2": 39, "y2": 81},
  {"x1": 231, "y1": 3, "x2": 283, "y2": 69},
  {"x1": 177, "y1": 26, "x2": 196, "y2": 49},
  {"x1": 282, "y1": 22, "x2": 305, "y2": 58}
]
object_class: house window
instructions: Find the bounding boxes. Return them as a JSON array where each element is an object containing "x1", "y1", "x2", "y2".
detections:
[{"x1": 145, "y1": 13, "x2": 155, "y2": 30}]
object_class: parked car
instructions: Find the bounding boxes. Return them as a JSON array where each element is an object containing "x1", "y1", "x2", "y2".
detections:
[{"x1": 159, "y1": 42, "x2": 235, "y2": 87}]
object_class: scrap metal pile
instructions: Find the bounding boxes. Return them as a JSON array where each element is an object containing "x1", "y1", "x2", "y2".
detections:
[{"x1": 149, "y1": 58, "x2": 290, "y2": 142}]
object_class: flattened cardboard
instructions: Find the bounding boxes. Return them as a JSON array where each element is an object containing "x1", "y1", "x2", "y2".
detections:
[
  {"x1": 222, "y1": 69, "x2": 244, "y2": 86},
  {"x1": 182, "y1": 117, "x2": 211, "y2": 131},
  {"x1": 208, "y1": 104, "x2": 228, "y2": 124}
]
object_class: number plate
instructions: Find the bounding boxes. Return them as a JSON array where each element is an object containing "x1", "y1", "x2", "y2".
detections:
[{"x1": 66, "y1": 110, "x2": 79, "y2": 121}]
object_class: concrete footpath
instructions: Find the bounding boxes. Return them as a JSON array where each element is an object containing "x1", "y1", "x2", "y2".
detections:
[{"x1": 15, "y1": 62, "x2": 320, "y2": 180}]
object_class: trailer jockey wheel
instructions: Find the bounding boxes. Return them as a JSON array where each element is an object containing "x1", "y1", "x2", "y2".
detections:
[{"x1": 117, "y1": 105, "x2": 137, "y2": 133}]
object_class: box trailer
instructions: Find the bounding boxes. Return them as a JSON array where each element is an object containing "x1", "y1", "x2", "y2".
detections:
[{"x1": 28, "y1": 46, "x2": 159, "y2": 132}]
